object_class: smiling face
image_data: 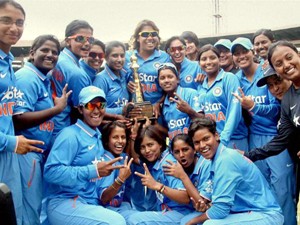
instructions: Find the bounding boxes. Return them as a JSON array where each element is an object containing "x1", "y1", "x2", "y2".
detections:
[
  {"x1": 31, "y1": 40, "x2": 59, "y2": 73},
  {"x1": 169, "y1": 39, "x2": 186, "y2": 64},
  {"x1": 0, "y1": 4, "x2": 25, "y2": 53},
  {"x1": 79, "y1": 97, "x2": 105, "y2": 130},
  {"x1": 185, "y1": 39, "x2": 197, "y2": 56},
  {"x1": 86, "y1": 44, "x2": 104, "y2": 70},
  {"x1": 66, "y1": 28, "x2": 93, "y2": 58},
  {"x1": 266, "y1": 75, "x2": 291, "y2": 100},
  {"x1": 106, "y1": 46, "x2": 125, "y2": 73},
  {"x1": 199, "y1": 50, "x2": 220, "y2": 77},
  {"x1": 233, "y1": 45, "x2": 254, "y2": 70},
  {"x1": 172, "y1": 139, "x2": 196, "y2": 168},
  {"x1": 192, "y1": 128, "x2": 219, "y2": 160},
  {"x1": 158, "y1": 68, "x2": 179, "y2": 94},
  {"x1": 108, "y1": 126, "x2": 126, "y2": 157},
  {"x1": 217, "y1": 46, "x2": 234, "y2": 70},
  {"x1": 137, "y1": 25, "x2": 159, "y2": 54},
  {"x1": 140, "y1": 135, "x2": 162, "y2": 162},
  {"x1": 254, "y1": 34, "x2": 273, "y2": 60},
  {"x1": 270, "y1": 45, "x2": 300, "y2": 87}
]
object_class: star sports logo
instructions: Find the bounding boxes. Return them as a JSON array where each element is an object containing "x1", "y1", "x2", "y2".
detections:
[{"x1": 1, "y1": 86, "x2": 24, "y2": 101}]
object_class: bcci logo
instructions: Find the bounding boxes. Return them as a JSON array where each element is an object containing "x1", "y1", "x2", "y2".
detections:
[
  {"x1": 185, "y1": 75, "x2": 193, "y2": 83},
  {"x1": 154, "y1": 62, "x2": 161, "y2": 69},
  {"x1": 213, "y1": 87, "x2": 222, "y2": 97}
]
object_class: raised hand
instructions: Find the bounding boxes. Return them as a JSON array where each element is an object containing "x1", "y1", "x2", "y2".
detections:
[
  {"x1": 118, "y1": 156, "x2": 134, "y2": 181},
  {"x1": 16, "y1": 135, "x2": 44, "y2": 154},
  {"x1": 54, "y1": 83, "x2": 72, "y2": 112},
  {"x1": 134, "y1": 163, "x2": 161, "y2": 191},
  {"x1": 163, "y1": 160, "x2": 186, "y2": 180},
  {"x1": 194, "y1": 73, "x2": 206, "y2": 84},
  {"x1": 127, "y1": 81, "x2": 137, "y2": 94},
  {"x1": 232, "y1": 87, "x2": 255, "y2": 110},
  {"x1": 169, "y1": 92, "x2": 192, "y2": 114},
  {"x1": 97, "y1": 156, "x2": 124, "y2": 177}
]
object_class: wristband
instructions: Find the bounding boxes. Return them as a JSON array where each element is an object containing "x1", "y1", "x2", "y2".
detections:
[{"x1": 158, "y1": 185, "x2": 165, "y2": 194}]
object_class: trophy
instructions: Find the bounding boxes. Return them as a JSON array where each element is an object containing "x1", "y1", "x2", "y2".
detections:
[{"x1": 126, "y1": 51, "x2": 154, "y2": 121}]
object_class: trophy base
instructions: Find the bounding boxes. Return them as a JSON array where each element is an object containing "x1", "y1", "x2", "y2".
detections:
[{"x1": 126, "y1": 101, "x2": 155, "y2": 121}]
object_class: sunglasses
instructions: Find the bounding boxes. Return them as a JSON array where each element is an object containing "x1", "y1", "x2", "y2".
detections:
[
  {"x1": 88, "y1": 52, "x2": 105, "y2": 59},
  {"x1": 138, "y1": 31, "x2": 159, "y2": 38},
  {"x1": 157, "y1": 62, "x2": 178, "y2": 75},
  {"x1": 168, "y1": 46, "x2": 186, "y2": 53},
  {"x1": 68, "y1": 35, "x2": 95, "y2": 44},
  {"x1": 84, "y1": 102, "x2": 106, "y2": 111}
]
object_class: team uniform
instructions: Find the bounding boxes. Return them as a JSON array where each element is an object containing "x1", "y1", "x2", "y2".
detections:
[
  {"x1": 13, "y1": 62, "x2": 54, "y2": 225},
  {"x1": 236, "y1": 65, "x2": 296, "y2": 225},
  {"x1": 44, "y1": 119, "x2": 126, "y2": 225},
  {"x1": 189, "y1": 144, "x2": 283, "y2": 225},
  {"x1": 79, "y1": 59, "x2": 98, "y2": 82},
  {"x1": 127, "y1": 150, "x2": 194, "y2": 225},
  {"x1": 0, "y1": 50, "x2": 23, "y2": 225},
  {"x1": 51, "y1": 48, "x2": 91, "y2": 139},
  {"x1": 125, "y1": 49, "x2": 170, "y2": 104},
  {"x1": 162, "y1": 86, "x2": 201, "y2": 140},
  {"x1": 198, "y1": 69, "x2": 248, "y2": 150},
  {"x1": 93, "y1": 64, "x2": 130, "y2": 115},
  {"x1": 177, "y1": 57, "x2": 204, "y2": 90},
  {"x1": 98, "y1": 151, "x2": 136, "y2": 220}
]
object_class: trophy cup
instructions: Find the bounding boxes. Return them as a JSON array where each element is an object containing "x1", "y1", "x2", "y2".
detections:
[{"x1": 126, "y1": 52, "x2": 154, "y2": 120}]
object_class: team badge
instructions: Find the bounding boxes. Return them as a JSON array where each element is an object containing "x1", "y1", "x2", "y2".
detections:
[
  {"x1": 185, "y1": 75, "x2": 193, "y2": 83},
  {"x1": 213, "y1": 87, "x2": 222, "y2": 97},
  {"x1": 154, "y1": 62, "x2": 161, "y2": 69}
]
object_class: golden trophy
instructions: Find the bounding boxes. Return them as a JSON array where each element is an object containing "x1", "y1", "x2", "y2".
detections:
[{"x1": 126, "y1": 51, "x2": 154, "y2": 120}]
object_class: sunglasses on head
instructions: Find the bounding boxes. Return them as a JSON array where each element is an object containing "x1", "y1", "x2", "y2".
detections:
[
  {"x1": 84, "y1": 102, "x2": 106, "y2": 111},
  {"x1": 88, "y1": 52, "x2": 105, "y2": 59},
  {"x1": 168, "y1": 46, "x2": 186, "y2": 53},
  {"x1": 68, "y1": 35, "x2": 95, "y2": 44},
  {"x1": 138, "y1": 31, "x2": 159, "y2": 38}
]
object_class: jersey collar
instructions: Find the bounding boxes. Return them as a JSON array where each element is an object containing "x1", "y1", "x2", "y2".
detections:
[{"x1": 75, "y1": 119, "x2": 101, "y2": 138}]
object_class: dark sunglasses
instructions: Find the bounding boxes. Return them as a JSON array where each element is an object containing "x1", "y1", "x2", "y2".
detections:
[
  {"x1": 168, "y1": 46, "x2": 186, "y2": 53},
  {"x1": 88, "y1": 52, "x2": 105, "y2": 59},
  {"x1": 68, "y1": 35, "x2": 95, "y2": 44},
  {"x1": 84, "y1": 102, "x2": 106, "y2": 111},
  {"x1": 138, "y1": 31, "x2": 159, "y2": 38}
]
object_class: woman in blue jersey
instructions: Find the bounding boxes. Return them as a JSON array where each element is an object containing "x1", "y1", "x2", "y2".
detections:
[
  {"x1": 80, "y1": 39, "x2": 105, "y2": 82},
  {"x1": 197, "y1": 44, "x2": 248, "y2": 150},
  {"x1": 13, "y1": 35, "x2": 71, "y2": 225},
  {"x1": 231, "y1": 37, "x2": 295, "y2": 225},
  {"x1": 252, "y1": 29, "x2": 275, "y2": 68},
  {"x1": 126, "y1": 19, "x2": 170, "y2": 110},
  {"x1": 127, "y1": 125, "x2": 194, "y2": 225},
  {"x1": 51, "y1": 19, "x2": 94, "y2": 138},
  {"x1": 157, "y1": 62, "x2": 203, "y2": 140},
  {"x1": 180, "y1": 31, "x2": 200, "y2": 62},
  {"x1": 164, "y1": 36, "x2": 203, "y2": 89},
  {"x1": 162, "y1": 134, "x2": 211, "y2": 225},
  {"x1": 93, "y1": 41, "x2": 132, "y2": 123},
  {"x1": 185, "y1": 117, "x2": 283, "y2": 225},
  {"x1": 98, "y1": 121, "x2": 136, "y2": 220},
  {"x1": 0, "y1": 1, "x2": 44, "y2": 224},
  {"x1": 44, "y1": 86, "x2": 126, "y2": 225}
]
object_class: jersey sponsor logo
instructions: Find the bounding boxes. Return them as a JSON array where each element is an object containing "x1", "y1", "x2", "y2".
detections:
[
  {"x1": 0, "y1": 102, "x2": 14, "y2": 117},
  {"x1": 202, "y1": 102, "x2": 222, "y2": 112},
  {"x1": 213, "y1": 87, "x2": 222, "y2": 97},
  {"x1": 139, "y1": 73, "x2": 157, "y2": 82},
  {"x1": 141, "y1": 83, "x2": 157, "y2": 93},
  {"x1": 168, "y1": 118, "x2": 187, "y2": 129},
  {"x1": 39, "y1": 121, "x2": 54, "y2": 132},
  {"x1": 290, "y1": 104, "x2": 297, "y2": 110},
  {"x1": 88, "y1": 144, "x2": 95, "y2": 150},
  {"x1": 168, "y1": 127, "x2": 188, "y2": 140},
  {"x1": 0, "y1": 73, "x2": 7, "y2": 79},
  {"x1": 114, "y1": 98, "x2": 128, "y2": 108},
  {"x1": 1, "y1": 86, "x2": 24, "y2": 101},
  {"x1": 249, "y1": 95, "x2": 267, "y2": 104},
  {"x1": 185, "y1": 75, "x2": 193, "y2": 83},
  {"x1": 205, "y1": 112, "x2": 226, "y2": 122},
  {"x1": 204, "y1": 179, "x2": 213, "y2": 194}
]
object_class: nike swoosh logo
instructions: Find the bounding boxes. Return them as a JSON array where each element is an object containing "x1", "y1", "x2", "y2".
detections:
[
  {"x1": 88, "y1": 144, "x2": 95, "y2": 150},
  {"x1": 287, "y1": 163, "x2": 293, "y2": 167},
  {"x1": 44, "y1": 93, "x2": 48, "y2": 97},
  {"x1": 290, "y1": 104, "x2": 297, "y2": 110},
  {"x1": 0, "y1": 73, "x2": 7, "y2": 78}
]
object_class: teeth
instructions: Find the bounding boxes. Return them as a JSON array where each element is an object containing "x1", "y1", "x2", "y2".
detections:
[
  {"x1": 202, "y1": 147, "x2": 209, "y2": 153},
  {"x1": 286, "y1": 67, "x2": 295, "y2": 74}
]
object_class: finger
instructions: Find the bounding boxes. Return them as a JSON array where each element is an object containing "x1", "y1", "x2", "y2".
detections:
[
  {"x1": 143, "y1": 163, "x2": 150, "y2": 174},
  {"x1": 134, "y1": 171, "x2": 145, "y2": 178},
  {"x1": 123, "y1": 155, "x2": 128, "y2": 165},
  {"x1": 27, "y1": 139, "x2": 45, "y2": 146},
  {"x1": 165, "y1": 159, "x2": 174, "y2": 165},
  {"x1": 173, "y1": 92, "x2": 183, "y2": 101},
  {"x1": 108, "y1": 156, "x2": 123, "y2": 165},
  {"x1": 66, "y1": 90, "x2": 72, "y2": 98},
  {"x1": 231, "y1": 92, "x2": 242, "y2": 101},
  {"x1": 169, "y1": 97, "x2": 180, "y2": 104},
  {"x1": 62, "y1": 83, "x2": 68, "y2": 95},
  {"x1": 30, "y1": 147, "x2": 44, "y2": 153},
  {"x1": 297, "y1": 150, "x2": 300, "y2": 157},
  {"x1": 111, "y1": 165, "x2": 125, "y2": 170},
  {"x1": 127, "y1": 157, "x2": 134, "y2": 168},
  {"x1": 238, "y1": 87, "x2": 245, "y2": 97}
]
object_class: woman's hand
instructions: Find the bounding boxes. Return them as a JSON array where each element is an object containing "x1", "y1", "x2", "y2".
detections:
[
  {"x1": 232, "y1": 87, "x2": 255, "y2": 111},
  {"x1": 97, "y1": 157, "x2": 124, "y2": 177},
  {"x1": 163, "y1": 160, "x2": 186, "y2": 180},
  {"x1": 169, "y1": 93, "x2": 192, "y2": 114},
  {"x1": 134, "y1": 163, "x2": 162, "y2": 191},
  {"x1": 54, "y1": 83, "x2": 72, "y2": 113},
  {"x1": 118, "y1": 156, "x2": 134, "y2": 181},
  {"x1": 191, "y1": 197, "x2": 211, "y2": 212}
]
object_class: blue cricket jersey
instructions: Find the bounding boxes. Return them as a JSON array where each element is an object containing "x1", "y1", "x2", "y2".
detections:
[
  {"x1": 14, "y1": 62, "x2": 54, "y2": 151},
  {"x1": 125, "y1": 49, "x2": 170, "y2": 104},
  {"x1": 203, "y1": 144, "x2": 282, "y2": 220},
  {"x1": 0, "y1": 50, "x2": 18, "y2": 152},
  {"x1": 51, "y1": 48, "x2": 92, "y2": 136},
  {"x1": 162, "y1": 86, "x2": 201, "y2": 140},
  {"x1": 79, "y1": 59, "x2": 98, "y2": 83},
  {"x1": 198, "y1": 69, "x2": 248, "y2": 146},
  {"x1": 236, "y1": 65, "x2": 280, "y2": 135},
  {"x1": 93, "y1": 64, "x2": 130, "y2": 115},
  {"x1": 44, "y1": 119, "x2": 104, "y2": 205}
]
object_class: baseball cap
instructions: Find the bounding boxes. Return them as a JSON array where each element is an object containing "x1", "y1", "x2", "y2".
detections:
[
  {"x1": 78, "y1": 86, "x2": 106, "y2": 106},
  {"x1": 214, "y1": 39, "x2": 232, "y2": 50},
  {"x1": 257, "y1": 66, "x2": 278, "y2": 87},
  {"x1": 231, "y1": 37, "x2": 253, "y2": 53}
]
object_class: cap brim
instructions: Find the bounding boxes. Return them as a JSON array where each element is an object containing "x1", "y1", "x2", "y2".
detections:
[{"x1": 257, "y1": 74, "x2": 276, "y2": 87}]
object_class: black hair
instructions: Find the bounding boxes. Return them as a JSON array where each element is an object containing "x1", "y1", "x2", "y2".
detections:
[
  {"x1": 252, "y1": 29, "x2": 275, "y2": 44},
  {"x1": 180, "y1": 31, "x2": 199, "y2": 47},
  {"x1": 188, "y1": 118, "x2": 217, "y2": 139},
  {"x1": 105, "y1": 40, "x2": 126, "y2": 58},
  {"x1": 101, "y1": 121, "x2": 128, "y2": 151},
  {"x1": 65, "y1": 19, "x2": 93, "y2": 38},
  {"x1": 92, "y1": 39, "x2": 105, "y2": 54},
  {"x1": 198, "y1": 44, "x2": 220, "y2": 60},
  {"x1": 170, "y1": 133, "x2": 194, "y2": 153},
  {"x1": 268, "y1": 40, "x2": 298, "y2": 69},
  {"x1": 0, "y1": 0, "x2": 25, "y2": 17}
]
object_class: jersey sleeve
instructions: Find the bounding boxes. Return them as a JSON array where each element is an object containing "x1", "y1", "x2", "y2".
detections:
[{"x1": 0, "y1": 132, "x2": 17, "y2": 152}]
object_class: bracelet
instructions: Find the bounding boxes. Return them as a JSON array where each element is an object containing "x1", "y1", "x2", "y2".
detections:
[
  {"x1": 117, "y1": 176, "x2": 125, "y2": 184},
  {"x1": 111, "y1": 183, "x2": 118, "y2": 190},
  {"x1": 115, "y1": 177, "x2": 124, "y2": 186},
  {"x1": 158, "y1": 185, "x2": 165, "y2": 194},
  {"x1": 248, "y1": 102, "x2": 256, "y2": 112}
]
